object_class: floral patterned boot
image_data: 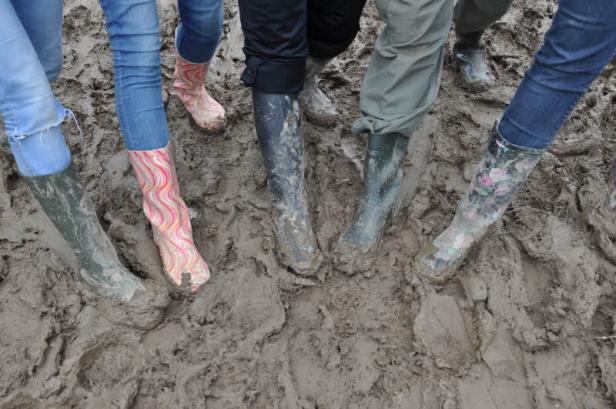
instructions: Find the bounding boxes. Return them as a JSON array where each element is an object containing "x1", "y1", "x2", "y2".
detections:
[
  {"x1": 128, "y1": 144, "x2": 211, "y2": 293},
  {"x1": 415, "y1": 125, "x2": 544, "y2": 284},
  {"x1": 172, "y1": 54, "x2": 225, "y2": 133}
]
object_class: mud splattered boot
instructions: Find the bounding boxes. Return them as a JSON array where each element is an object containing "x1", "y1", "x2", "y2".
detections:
[
  {"x1": 253, "y1": 90, "x2": 323, "y2": 275},
  {"x1": 172, "y1": 54, "x2": 225, "y2": 132},
  {"x1": 24, "y1": 164, "x2": 145, "y2": 302},
  {"x1": 128, "y1": 144, "x2": 211, "y2": 293},
  {"x1": 299, "y1": 57, "x2": 337, "y2": 126},
  {"x1": 335, "y1": 132, "x2": 409, "y2": 274},
  {"x1": 415, "y1": 126, "x2": 544, "y2": 284},
  {"x1": 453, "y1": 30, "x2": 495, "y2": 92}
]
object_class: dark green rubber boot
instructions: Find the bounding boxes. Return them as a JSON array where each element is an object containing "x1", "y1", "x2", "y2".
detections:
[
  {"x1": 24, "y1": 163, "x2": 145, "y2": 302},
  {"x1": 253, "y1": 90, "x2": 323, "y2": 276},
  {"x1": 335, "y1": 132, "x2": 409, "y2": 274}
]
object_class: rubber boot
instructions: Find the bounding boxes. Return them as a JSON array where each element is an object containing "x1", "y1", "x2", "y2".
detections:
[
  {"x1": 172, "y1": 54, "x2": 225, "y2": 133},
  {"x1": 298, "y1": 57, "x2": 338, "y2": 126},
  {"x1": 253, "y1": 90, "x2": 323, "y2": 275},
  {"x1": 128, "y1": 144, "x2": 211, "y2": 293},
  {"x1": 453, "y1": 30, "x2": 495, "y2": 92},
  {"x1": 335, "y1": 132, "x2": 409, "y2": 274},
  {"x1": 414, "y1": 126, "x2": 544, "y2": 284},
  {"x1": 24, "y1": 163, "x2": 145, "y2": 302}
]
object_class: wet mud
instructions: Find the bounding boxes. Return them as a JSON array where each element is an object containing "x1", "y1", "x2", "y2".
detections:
[{"x1": 1, "y1": 0, "x2": 616, "y2": 407}]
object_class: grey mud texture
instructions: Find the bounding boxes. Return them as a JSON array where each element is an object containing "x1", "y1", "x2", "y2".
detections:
[{"x1": 1, "y1": 0, "x2": 616, "y2": 408}]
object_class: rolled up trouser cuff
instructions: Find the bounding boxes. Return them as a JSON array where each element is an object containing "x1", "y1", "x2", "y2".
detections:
[{"x1": 240, "y1": 56, "x2": 306, "y2": 94}]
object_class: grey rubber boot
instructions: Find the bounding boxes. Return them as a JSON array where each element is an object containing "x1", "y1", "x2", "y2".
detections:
[
  {"x1": 414, "y1": 126, "x2": 544, "y2": 284},
  {"x1": 335, "y1": 132, "x2": 409, "y2": 274},
  {"x1": 253, "y1": 90, "x2": 323, "y2": 275},
  {"x1": 24, "y1": 163, "x2": 145, "y2": 302},
  {"x1": 299, "y1": 57, "x2": 338, "y2": 126},
  {"x1": 453, "y1": 30, "x2": 495, "y2": 92}
]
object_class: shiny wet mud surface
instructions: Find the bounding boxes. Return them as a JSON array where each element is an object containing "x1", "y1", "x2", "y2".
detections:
[{"x1": 1, "y1": 0, "x2": 616, "y2": 407}]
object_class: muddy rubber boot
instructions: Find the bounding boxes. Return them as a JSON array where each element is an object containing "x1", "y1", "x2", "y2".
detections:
[
  {"x1": 128, "y1": 144, "x2": 211, "y2": 293},
  {"x1": 335, "y1": 132, "x2": 409, "y2": 274},
  {"x1": 453, "y1": 30, "x2": 495, "y2": 92},
  {"x1": 414, "y1": 126, "x2": 544, "y2": 284},
  {"x1": 172, "y1": 54, "x2": 226, "y2": 133},
  {"x1": 298, "y1": 57, "x2": 337, "y2": 126},
  {"x1": 253, "y1": 90, "x2": 323, "y2": 275},
  {"x1": 24, "y1": 164, "x2": 145, "y2": 302}
]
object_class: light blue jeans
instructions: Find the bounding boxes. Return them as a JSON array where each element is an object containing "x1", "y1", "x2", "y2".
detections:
[
  {"x1": 176, "y1": 0, "x2": 224, "y2": 63},
  {"x1": 0, "y1": 0, "x2": 169, "y2": 177}
]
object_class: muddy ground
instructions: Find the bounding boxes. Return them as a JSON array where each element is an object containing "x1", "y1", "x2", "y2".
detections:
[{"x1": 1, "y1": 0, "x2": 616, "y2": 407}]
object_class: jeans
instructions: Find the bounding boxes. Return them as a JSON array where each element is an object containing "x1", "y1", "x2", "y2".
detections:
[
  {"x1": 0, "y1": 0, "x2": 169, "y2": 176},
  {"x1": 499, "y1": 0, "x2": 616, "y2": 150},
  {"x1": 175, "y1": 0, "x2": 224, "y2": 64}
]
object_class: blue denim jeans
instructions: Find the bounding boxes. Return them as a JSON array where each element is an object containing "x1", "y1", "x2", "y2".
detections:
[
  {"x1": 499, "y1": 0, "x2": 616, "y2": 150},
  {"x1": 0, "y1": 0, "x2": 169, "y2": 176},
  {"x1": 175, "y1": 0, "x2": 224, "y2": 63}
]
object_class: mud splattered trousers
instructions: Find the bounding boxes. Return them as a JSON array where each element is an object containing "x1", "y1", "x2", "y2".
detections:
[
  {"x1": 0, "y1": 0, "x2": 169, "y2": 176},
  {"x1": 498, "y1": 0, "x2": 616, "y2": 150},
  {"x1": 175, "y1": 0, "x2": 224, "y2": 64}
]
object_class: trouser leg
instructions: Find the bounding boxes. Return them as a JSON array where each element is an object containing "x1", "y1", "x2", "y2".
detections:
[
  {"x1": 176, "y1": 0, "x2": 224, "y2": 64},
  {"x1": 238, "y1": 0, "x2": 308, "y2": 93},
  {"x1": 353, "y1": 0, "x2": 454, "y2": 137},
  {"x1": 0, "y1": 0, "x2": 69, "y2": 177},
  {"x1": 98, "y1": 0, "x2": 169, "y2": 151}
]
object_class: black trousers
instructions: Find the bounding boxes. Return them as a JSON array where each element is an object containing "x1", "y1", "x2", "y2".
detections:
[{"x1": 238, "y1": 0, "x2": 367, "y2": 94}]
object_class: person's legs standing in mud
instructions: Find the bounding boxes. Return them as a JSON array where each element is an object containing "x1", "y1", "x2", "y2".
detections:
[
  {"x1": 0, "y1": 0, "x2": 145, "y2": 302},
  {"x1": 453, "y1": 0, "x2": 513, "y2": 91},
  {"x1": 237, "y1": 0, "x2": 323, "y2": 275},
  {"x1": 171, "y1": 0, "x2": 226, "y2": 132},
  {"x1": 334, "y1": 0, "x2": 455, "y2": 274},
  {"x1": 300, "y1": 0, "x2": 368, "y2": 126},
  {"x1": 415, "y1": 0, "x2": 616, "y2": 284},
  {"x1": 98, "y1": 0, "x2": 211, "y2": 293}
]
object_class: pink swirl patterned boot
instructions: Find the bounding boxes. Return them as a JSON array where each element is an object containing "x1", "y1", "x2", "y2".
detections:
[
  {"x1": 172, "y1": 55, "x2": 225, "y2": 132},
  {"x1": 128, "y1": 144, "x2": 210, "y2": 292}
]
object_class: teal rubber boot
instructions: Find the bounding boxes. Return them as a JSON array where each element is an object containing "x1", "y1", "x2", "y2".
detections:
[
  {"x1": 335, "y1": 132, "x2": 409, "y2": 274},
  {"x1": 24, "y1": 163, "x2": 145, "y2": 302}
]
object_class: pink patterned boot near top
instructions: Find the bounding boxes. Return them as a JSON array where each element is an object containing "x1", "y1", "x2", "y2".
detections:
[
  {"x1": 128, "y1": 144, "x2": 210, "y2": 293},
  {"x1": 172, "y1": 55, "x2": 225, "y2": 132}
]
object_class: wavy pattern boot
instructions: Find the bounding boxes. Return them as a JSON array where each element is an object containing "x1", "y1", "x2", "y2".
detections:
[
  {"x1": 172, "y1": 54, "x2": 225, "y2": 132},
  {"x1": 415, "y1": 126, "x2": 544, "y2": 284},
  {"x1": 299, "y1": 57, "x2": 338, "y2": 126},
  {"x1": 253, "y1": 90, "x2": 323, "y2": 275},
  {"x1": 128, "y1": 144, "x2": 210, "y2": 293},
  {"x1": 25, "y1": 163, "x2": 145, "y2": 302},
  {"x1": 335, "y1": 132, "x2": 409, "y2": 274}
]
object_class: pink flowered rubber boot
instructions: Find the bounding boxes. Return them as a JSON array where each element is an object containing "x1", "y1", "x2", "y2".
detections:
[
  {"x1": 128, "y1": 144, "x2": 210, "y2": 292},
  {"x1": 172, "y1": 55, "x2": 225, "y2": 132},
  {"x1": 414, "y1": 125, "x2": 544, "y2": 284}
]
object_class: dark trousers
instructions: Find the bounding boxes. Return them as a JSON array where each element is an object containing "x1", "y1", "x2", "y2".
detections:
[{"x1": 238, "y1": 0, "x2": 367, "y2": 94}]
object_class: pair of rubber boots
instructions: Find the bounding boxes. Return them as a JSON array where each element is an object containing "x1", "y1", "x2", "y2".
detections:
[{"x1": 253, "y1": 90, "x2": 409, "y2": 275}]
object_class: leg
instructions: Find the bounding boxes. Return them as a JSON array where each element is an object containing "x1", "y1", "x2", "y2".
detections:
[
  {"x1": 238, "y1": 0, "x2": 322, "y2": 274},
  {"x1": 300, "y1": 0, "x2": 368, "y2": 126},
  {"x1": 453, "y1": 0, "x2": 513, "y2": 91},
  {"x1": 99, "y1": 0, "x2": 211, "y2": 292},
  {"x1": 336, "y1": 0, "x2": 454, "y2": 273},
  {"x1": 0, "y1": 0, "x2": 146, "y2": 302},
  {"x1": 172, "y1": 0, "x2": 225, "y2": 131},
  {"x1": 417, "y1": 0, "x2": 616, "y2": 283}
]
